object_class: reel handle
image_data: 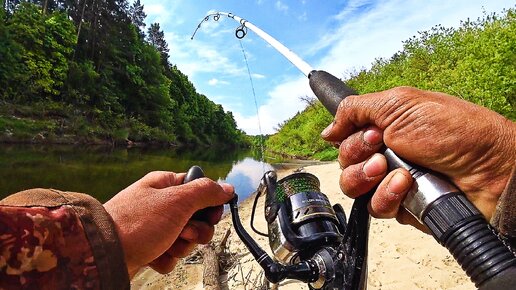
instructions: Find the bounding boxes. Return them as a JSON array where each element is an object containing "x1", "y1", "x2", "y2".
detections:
[
  {"x1": 308, "y1": 70, "x2": 516, "y2": 288},
  {"x1": 183, "y1": 165, "x2": 213, "y2": 222}
]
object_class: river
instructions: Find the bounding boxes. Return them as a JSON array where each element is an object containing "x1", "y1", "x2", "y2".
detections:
[{"x1": 0, "y1": 144, "x2": 280, "y2": 202}]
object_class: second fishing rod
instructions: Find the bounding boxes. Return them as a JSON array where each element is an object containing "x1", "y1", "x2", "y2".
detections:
[{"x1": 192, "y1": 12, "x2": 516, "y2": 289}]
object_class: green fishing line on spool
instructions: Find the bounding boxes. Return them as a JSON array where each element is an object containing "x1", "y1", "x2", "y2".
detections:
[{"x1": 275, "y1": 173, "x2": 320, "y2": 202}]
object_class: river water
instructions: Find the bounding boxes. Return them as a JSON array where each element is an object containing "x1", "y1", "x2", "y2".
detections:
[{"x1": 0, "y1": 145, "x2": 278, "y2": 202}]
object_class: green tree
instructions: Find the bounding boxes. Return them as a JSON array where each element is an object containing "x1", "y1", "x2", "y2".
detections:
[
  {"x1": 128, "y1": 0, "x2": 145, "y2": 37},
  {"x1": 3, "y1": 3, "x2": 76, "y2": 101},
  {"x1": 147, "y1": 22, "x2": 169, "y2": 66},
  {"x1": 0, "y1": 0, "x2": 246, "y2": 147}
]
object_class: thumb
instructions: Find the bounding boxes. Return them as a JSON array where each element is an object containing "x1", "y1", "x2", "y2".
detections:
[
  {"x1": 174, "y1": 178, "x2": 234, "y2": 211},
  {"x1": 140, "y1": 171, "x2": 185, "y2": 189}
]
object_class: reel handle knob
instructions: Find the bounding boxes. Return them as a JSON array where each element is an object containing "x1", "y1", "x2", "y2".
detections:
[{"x1": 183, "y1": 165, "x2": 213, "y2": 222}]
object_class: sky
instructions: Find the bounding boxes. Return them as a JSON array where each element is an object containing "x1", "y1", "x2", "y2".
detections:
[{"x1": 139, "y1": 0, "x2": 514, "y2": 135}]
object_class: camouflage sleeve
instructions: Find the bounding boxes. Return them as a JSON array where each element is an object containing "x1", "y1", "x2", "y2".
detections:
[{"x1": 0, "y1": 189, "x2": 130, "y2": 290}]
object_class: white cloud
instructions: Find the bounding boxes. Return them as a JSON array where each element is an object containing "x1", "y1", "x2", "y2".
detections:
[
  {"x1": 208, "y1": 78, "x2": 230, "y2": 86},
  {"x1": 165, "y1": 31, "x2": 245, "y2": 77},
  {"x1": 236, "y1": 77, "x2": 312, "y2": 135},
  {"x1": 275, "y1": 1, "x2": 289, "y2": 12},
  {"x1": 251, "y1": 73, "x2": 266, "y2": 79},
  {"x1": 316, "y1": 0, "x2": 512, "y2": 76},
  {"x1": 236, "y1": 0, "x2": 514, "y2": 134},
  {"x1": 142, "y1": 0, "x2": 184, "y2": 26},
  {"x1": 298, "y1": 11, "x2": 308, "y2": 22}
]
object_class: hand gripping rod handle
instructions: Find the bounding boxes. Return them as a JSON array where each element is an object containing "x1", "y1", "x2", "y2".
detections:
[{"x1": 308, "y1": 70, "x2": 516, "y2": 288}]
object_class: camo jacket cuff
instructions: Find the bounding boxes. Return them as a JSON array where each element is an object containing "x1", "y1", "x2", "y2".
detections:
[
  {"x1": 0, "y1": 189, "x2": 130, "y2": 290},
  {"x1": 491, "y1": 164, "x2": 516, "y2": 253}
]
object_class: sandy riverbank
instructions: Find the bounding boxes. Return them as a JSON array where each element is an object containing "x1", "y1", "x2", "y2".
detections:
[{"x1": 130, "y1": 162, "x2": 475, "y2": 290}]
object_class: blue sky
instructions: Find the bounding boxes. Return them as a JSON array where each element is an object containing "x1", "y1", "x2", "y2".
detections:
[{"x1": 139, "y1": 0, "x2": 514, "y2": 135}]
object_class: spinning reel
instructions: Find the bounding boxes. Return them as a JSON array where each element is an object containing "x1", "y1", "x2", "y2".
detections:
[{"x1": 228, "y1": 170, "x2": 370, "y2": 290}]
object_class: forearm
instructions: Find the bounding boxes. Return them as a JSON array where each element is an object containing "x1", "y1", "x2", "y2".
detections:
[{"x1": 0, "y1": 189, "x2": 130, "y2": 290}]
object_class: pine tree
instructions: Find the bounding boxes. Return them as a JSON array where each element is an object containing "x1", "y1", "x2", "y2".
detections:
[
  {"x1": 147, "y1": 22, "x2": 169, "y2": 65},
  {"x1": 128, "y1": 0, "x2": 145, "y2": 37}
]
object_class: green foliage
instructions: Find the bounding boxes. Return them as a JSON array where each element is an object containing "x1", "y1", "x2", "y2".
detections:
[
  {"x1": 347, "y1": 8, "x2": 515, "y2": 120},
  {"x1": 0, "y1": 1, "x2": 245, "y2": 147},
  {"x1": 268, "y1": 8, "x2": 515, "y2": 160},
  {"x1": 0, "y1": 115, "x2": 58, "y2": 140},
  {"x1": 265, "y1": 101, "x2": 336, "y2": 159},
  {"x1": 4, "y1": 3, "x2": 76, "y2": 100}
]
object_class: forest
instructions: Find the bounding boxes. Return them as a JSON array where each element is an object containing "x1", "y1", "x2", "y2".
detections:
[
  {"x1": 0, "y1": 0, "x2": 247, "y2": 146},
  {"x1": 266, "y1": 7, "x2": 516, "y2": 160}
]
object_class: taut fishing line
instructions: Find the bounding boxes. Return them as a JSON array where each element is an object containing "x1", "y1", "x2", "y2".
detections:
[
  {"x1": 238, "y1": 39, "x2": 266, "y2": 169},
  {"x1": 192, "y1": 12, "x2": 266, "y2": 168}
]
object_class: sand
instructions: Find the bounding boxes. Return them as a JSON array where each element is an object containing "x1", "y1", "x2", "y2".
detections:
[{"x1": 131, "y1": 162, "x2": 475, "y2": 290}]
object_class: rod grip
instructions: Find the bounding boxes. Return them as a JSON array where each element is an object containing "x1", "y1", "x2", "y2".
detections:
[
  {"x1": 422, "y1": 193, "x2": 516, "y2": 288},
  {"x1": 308, "y1": 70, "x2": 356, "y2": 115}
]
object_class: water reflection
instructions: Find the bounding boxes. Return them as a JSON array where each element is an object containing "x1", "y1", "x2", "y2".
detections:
[
  {"x1": 218, "y1": 157, "x2": 274, "y2": 201},
  {"x1": 0, "y1": 145, "x2": 276, "y2": 203}
]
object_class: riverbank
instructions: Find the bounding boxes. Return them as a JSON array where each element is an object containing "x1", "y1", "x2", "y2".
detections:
[
  {"x1": 0, "y1": 102, "x2": 249, "y2": 148},
  {"x1": 131, "y1": 161, "x2": 475, "y2": 290}
]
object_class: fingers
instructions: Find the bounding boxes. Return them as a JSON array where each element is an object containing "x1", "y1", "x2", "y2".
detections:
[
  {"x1": 171, "y1": 179, "x2": 234, "y2": 213},
  {"x1": 338, "y1": 126, "x2": 383, "y2": 169},
  {"x1": 201, "y1": 205, "x2": 224, "y2": 225},
  {"x1": 396, "y1": 208, "x2": 431, "y2": 234},
  {"x1": 340, "y1": 153, "x2": 388, "y2": 198},
  {"x1": 321, "y1": 87, "x2": 421, "y2": 142},
  {"x1": 321, "y1": 94, "x2": 372, "y2": 142},
  {"x1": 367, "y1": 169, "x2": 412, "y2": 218},
  {"x1": 148, "y1": 254, "x2": 179, "y2": 274},
  {"x1": 149, "y1": 220, "x2": 215, "y2": 274},
  {"x1": 179, "y1": 220, "x2": 215, "y2": 244},
  {"x1": 166, "y1": 239, "x2": 197, "y2": 259},
  {"x1": 140, "y1": 171, "x2": 185, "y2": 189}
]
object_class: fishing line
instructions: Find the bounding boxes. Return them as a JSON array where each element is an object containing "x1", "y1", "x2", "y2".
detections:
[
  {"x1": 191, "y1": 12, "x2": 267, "y2": 169},
  {"x1": 238, "y1": 39, "x2": 266, "y2": 171}
]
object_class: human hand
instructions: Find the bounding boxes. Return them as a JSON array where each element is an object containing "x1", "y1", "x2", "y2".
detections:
[
  {"x1": 321, "y1": 87, "x2": 515, "y2": 230},
  {"x1": 104, "y1": 171, "x2": 234, "y2": 277}
]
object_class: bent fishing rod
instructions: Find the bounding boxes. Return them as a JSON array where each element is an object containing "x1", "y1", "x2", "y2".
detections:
[{"x1": 191, "y1": 12, "x2": 516, "y2": 289}]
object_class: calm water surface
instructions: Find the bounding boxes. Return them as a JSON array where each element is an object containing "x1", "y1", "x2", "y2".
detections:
[{"x1": 0, "y1": 145, "x2": 276, "y2": 202}]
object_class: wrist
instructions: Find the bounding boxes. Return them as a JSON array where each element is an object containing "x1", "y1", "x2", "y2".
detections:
[
  {"x1": 103, "y1": 201, "x2": 139, "y2": 279},
  {"x1": 493, "y1": 117, "x2": 516, "y2": 192}
]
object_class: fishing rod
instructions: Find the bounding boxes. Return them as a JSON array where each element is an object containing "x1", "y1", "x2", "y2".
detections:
[{"x1": 191, "y1": 12, "x2": 516, "y2": 290}]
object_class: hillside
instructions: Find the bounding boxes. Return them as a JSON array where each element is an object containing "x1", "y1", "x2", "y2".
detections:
[
  {"x1": 266, "y1": 7, "x2": 515, "y2": 159},
  {"x1": 0, "y1": 1, "x2": 246, "y2": 147}
]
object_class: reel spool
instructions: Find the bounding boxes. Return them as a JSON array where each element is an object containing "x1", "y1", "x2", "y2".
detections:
[{"x1": 264, "y1": 172, "x2": 345, "y2": 264}]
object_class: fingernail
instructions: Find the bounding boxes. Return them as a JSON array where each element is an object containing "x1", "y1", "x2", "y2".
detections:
[
  {"x1": 388, "y1": 172, "x2": 410, "y2": 194},
  {"x1": 363, "y1": 128, "x2": 382, "y2": 145},
  {"x1": 220, "y1": 183, "x2": 235, "y2": 196},
  {"x1": 321, "y1": 121, "x2": 335, "y2": 137},
  {"x1": 181, "y1": 224, "x2": 199, "y2": 240},
  {"x1": 363, "y1": 154, "x2": 386, "y2": 177}
]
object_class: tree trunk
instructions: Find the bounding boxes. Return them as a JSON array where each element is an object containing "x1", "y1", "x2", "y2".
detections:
[
  {"x1": 42, "y1": 0, "x2": 48, "y2": 14},
  {"x1": 202, "y1": 243, "x2": 221, "y2": 290},
  {"x1": 72, "y1": 0, "x2": 88, "y2": 61}
]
